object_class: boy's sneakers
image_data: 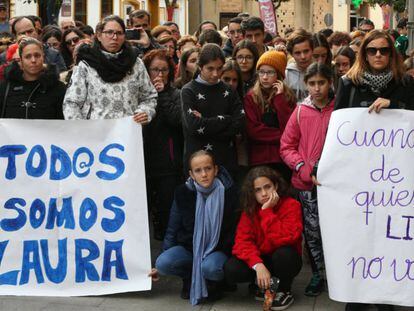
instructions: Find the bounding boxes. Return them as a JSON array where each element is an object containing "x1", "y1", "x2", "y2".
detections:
[
  {"x1": 304, "y1": 273, "x2": 324, "y2": 296},
  {"x1": 271, "y1": 291, "x2": 294, "y2": 310}
]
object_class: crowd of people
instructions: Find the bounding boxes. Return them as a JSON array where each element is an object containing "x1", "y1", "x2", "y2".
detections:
[{"x1": 0, "y1": 9, "x2": 413, "y2": 311}]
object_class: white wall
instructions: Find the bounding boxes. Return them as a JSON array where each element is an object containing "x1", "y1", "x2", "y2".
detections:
[
  {"x1": 14, "y1": 0, "x2": 37, "y2": 16},
  {"x1": 333, "y1": 0, "x2": 349, "y2": 31}
]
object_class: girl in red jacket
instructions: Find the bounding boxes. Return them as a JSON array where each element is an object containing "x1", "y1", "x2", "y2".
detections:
[
  {"x1": 244, "y1": 50, "x2": 295, "y2": 181},
  {"x1": 280, "y1": 62, "x2": 335, "y2": 297},
  {"x1": 224, "y1": 166, "x2": 302, "y2": 310}
]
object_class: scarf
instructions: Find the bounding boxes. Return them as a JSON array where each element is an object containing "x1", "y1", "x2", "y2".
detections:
[
  {"x1": 76, "y1": 42, "x2": 136, "y2": 83},
  {"x1": 361, "y1": 70, "x2": 393, "y2": 95},
  {"x1": 189, "y1": 178, "x2": 225, "y2": 305}
]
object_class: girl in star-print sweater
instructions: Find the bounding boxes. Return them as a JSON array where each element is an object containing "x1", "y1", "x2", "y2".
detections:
[{"x1": 181, "y1": 43, "x2": 245, "y2": 176}]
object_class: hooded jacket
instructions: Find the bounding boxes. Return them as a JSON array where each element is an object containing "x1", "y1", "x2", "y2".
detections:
[
  {"x1": 280, "y1": 96, "x2": 334, "y2": 190},
  {"x1": 285, "y1": 62, "x2": 308, "y2": 103},
  {"x1": 162, "y1": 167, "x2": 240, "y2": 257},
  {"x1": 0, "y1": 62, "x2": 65, "y2": 119}
]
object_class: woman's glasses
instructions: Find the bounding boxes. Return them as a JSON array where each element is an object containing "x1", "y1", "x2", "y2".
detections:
[
  {"x1": 65, "y1": 36, "x2": 80, "y2": 46},
  {"x1": 365, "y1": 47, "x2": 391, "y2": 56}
]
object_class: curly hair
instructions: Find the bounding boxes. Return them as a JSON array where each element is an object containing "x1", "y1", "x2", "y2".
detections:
[
  {"x1": 142, "y1": 48, "x2": 176, "y2": 85},
  {"x1": 240, "y1": 166, "x2": 290, "y2": 217}
]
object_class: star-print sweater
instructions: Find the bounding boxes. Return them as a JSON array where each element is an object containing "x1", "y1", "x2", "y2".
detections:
[{"x1": 181, "y1": 80, "x2": 245, "y2": 173}]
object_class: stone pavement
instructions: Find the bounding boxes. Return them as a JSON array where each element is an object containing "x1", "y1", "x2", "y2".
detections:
[{"x1": 1, "y1": 239, "x2": 413, "y2": 311}]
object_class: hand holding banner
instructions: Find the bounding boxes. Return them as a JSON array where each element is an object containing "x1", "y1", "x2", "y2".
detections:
[
  {"x1": 318, "y1": 108, "x2": 414, "y2": 306},
  {"x1": 0, "y1": 118, "x2": 151, "y2": 296}
]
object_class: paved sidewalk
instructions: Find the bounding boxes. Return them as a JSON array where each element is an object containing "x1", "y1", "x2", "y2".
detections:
[{"x1": 1, "y1": 239, "x2": 413, "y2": 311}]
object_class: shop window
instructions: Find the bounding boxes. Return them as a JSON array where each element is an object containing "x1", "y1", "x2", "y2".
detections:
[
  {"x1": 101, "y1": 0, "x2": 113, "y2": 19},
  {"x1": 75, "y1": 0, "x2": 87, "y2": 25}
]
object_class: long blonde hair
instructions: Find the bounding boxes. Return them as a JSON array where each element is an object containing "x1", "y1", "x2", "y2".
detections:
[
  {"x1": 251, "y1": 71, "x2": 296, "y2": 111},
  {"x1": 347, "y1": 30, "x2": 405, "y2": 85}
]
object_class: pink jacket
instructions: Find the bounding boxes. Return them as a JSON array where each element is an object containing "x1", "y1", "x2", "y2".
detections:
[{"x1": 280, "y1": 96, "x2": 334, "y2": 190}]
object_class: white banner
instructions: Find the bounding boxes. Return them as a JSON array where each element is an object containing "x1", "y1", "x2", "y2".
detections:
[
  {"x1": 318, "y1": 108, "x2": 414, "y2": 306},
  {"x1": 0, "y1": 118, "x2": 151, "y2": 296}
]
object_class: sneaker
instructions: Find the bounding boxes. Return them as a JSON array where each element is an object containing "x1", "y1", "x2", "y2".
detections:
[
  {"x1": 180, "y1": 278, "x2": 190, "y2": 300},
  {"x1": 345, "y1": 303, "x2": 369, "y2": 311},
  {"x1": 304, "y1": 273, "x2": 324, "y2": 296},
  {"x1": 271, "y1": 291, "x2": 294, "y2": 310}
]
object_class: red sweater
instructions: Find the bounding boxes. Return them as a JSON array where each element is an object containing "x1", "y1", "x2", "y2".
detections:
[
  {"x1": 244, "y1": 91, "x2": 294, "y2": 166},
  {"x1": 232, "y1": 197, "x2": 303, "y2": 268}
]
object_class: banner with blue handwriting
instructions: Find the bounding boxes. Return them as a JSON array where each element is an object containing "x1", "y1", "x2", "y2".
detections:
[
  {"x1": 0, "y1": 117, "x2": 151, "y2": 296},
  {"x1": 318, "y1": 109, "x2": 414, "y2": 306}
]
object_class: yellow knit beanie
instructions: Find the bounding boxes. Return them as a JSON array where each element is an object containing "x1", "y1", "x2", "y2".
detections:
[{"x1": 256, "y1": 50, "x2": 287, "y2": 78}]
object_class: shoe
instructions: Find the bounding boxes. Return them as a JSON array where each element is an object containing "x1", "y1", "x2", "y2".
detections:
[
  {"x1": 271, "y1": 291, "x2": 294, "y2": 310},
  {"x1": 180, "y1": 278, "x2": 190, "y2": 300},
  {"x1": 345, "y1": 303, "x2": 369, "y2": 311},
  {"x1": 376, "y1": 305, "x2": 394, "y2": 311},
  {"x1": 206, "y1": 280, "x2": 223, "y2": 302},
  {"x1": 304, "y1": 273, "x2": 324, "y2": 297}
]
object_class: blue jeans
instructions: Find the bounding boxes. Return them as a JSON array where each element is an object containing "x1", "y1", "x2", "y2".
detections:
[{"x1": 155, "y1": 245, "x2": 227, "y2": 281}]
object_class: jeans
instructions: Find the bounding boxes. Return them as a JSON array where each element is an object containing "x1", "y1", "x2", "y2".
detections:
[{"x1": 155, "y1": 245, "x2": 228, "y2": 281}]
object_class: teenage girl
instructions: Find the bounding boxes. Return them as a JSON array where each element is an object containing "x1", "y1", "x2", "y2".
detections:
[
  {"x1": 224, "y1": 166, "x2": 302, "y2": 311},
  {"x1": 280, "y1": 62, "x2": 335, "y2": 297}
]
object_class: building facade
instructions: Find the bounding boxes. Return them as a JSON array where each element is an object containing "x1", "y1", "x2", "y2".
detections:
[{"x1": 7, "y1": 0, "x2": 188, "y2": 34}]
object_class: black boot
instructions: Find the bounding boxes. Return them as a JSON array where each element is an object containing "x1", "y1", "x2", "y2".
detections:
[
  {"x1": 180, "y1": 278, "x2": 190, "y2": 300},
  {"x1": 345, "y1": 303, "x2": 369, "y2": 311}
]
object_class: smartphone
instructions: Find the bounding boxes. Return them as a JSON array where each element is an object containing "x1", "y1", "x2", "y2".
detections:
[{"x1": 125, "y1": 29, "x2": 141, "y2": 40}]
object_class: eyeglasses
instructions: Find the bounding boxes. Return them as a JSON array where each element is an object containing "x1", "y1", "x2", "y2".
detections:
[
  {"x1": 149, "y1": 68, "x2": 169, "y2": 75},
  {"x1": 365, "y1": 47, "x2": 391, "y2": 56},
  {"x1": 228, "y1": 29, "x2": 243, "y2": 35},
  {"x1": 65, "y1": 36, "x2": 80, "y2": 45},
  {"x1": 102, "y1": 30, "x2": 125, "y2": 38},
  {"x1": 236, "y1": 55, "x2": 253, "y2": 62},
  {"x1": 258, "y1": 70, "x2": 277, "y2": 77}
]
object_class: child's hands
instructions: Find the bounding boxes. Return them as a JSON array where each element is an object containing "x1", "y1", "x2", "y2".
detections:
[
  {"x1": 272, "y1": 80, "x2": 284, "y2": 95},
  {"x1": 256, "y1": 263, "x2": 271, "y2": 289},
  {"x1": 261, "y1": 191, "x2": 279, "y2": 210}
]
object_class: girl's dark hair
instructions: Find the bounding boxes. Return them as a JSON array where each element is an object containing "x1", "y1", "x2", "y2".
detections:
[
  {"x1": 142, "y1": 48, "x2": 176, "y2": 85},
  {"x1": 175, "y1": 47, "x2": 199, "y2": 88},
  {"x1": 61, "y1": 28, "x2": 85, "y2": 68},
  {"x1": 96, "y1": 15, "x2": 126, "y2": 34},
  {"x1": 241, "y1": 166, "x2": 289, "y2": 216},
  {"x1": 334, "y1": 46, "x2": 356, "y2": 66},
  {"x1": 232, "y1": 39, "x2": 260, "y2": 76},
  {"x1": 41, "y1": 28, "x2": 62, "y2": 44},
  {"x1": 193, "y1": 43, "x2": 225, "y2": 79},
  {"x1": 312, "y1": 33, "x2": 332, "y2": 65},
  {"x1": 304, "y1": 62, "x2": 333, "y2": 83},
  {"x1": 188, "y1": 150, "x2": 216, "y2": 170},
  {"x1": 221, "y1": 59, "x2": 244, "y2": 99}
]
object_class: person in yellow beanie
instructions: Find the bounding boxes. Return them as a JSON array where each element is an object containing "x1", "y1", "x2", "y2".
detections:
[{"x1": 243, "y1": 50, "x2": 296, "y2": 181}]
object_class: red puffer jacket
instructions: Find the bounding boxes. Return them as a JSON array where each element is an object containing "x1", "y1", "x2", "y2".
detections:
[
  {"x1": 232, "y1": 196, "x2": 303, "y2": 268},
  {"x1": 244, "y1": 91, "x2": 294, "y2": 166},
  {"x1": 280, "y1": 96, "x2": 334, "y2": 191}
]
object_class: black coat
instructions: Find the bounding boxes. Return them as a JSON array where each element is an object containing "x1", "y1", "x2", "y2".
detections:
[
  {"x1": 0, "y1": 62, "x2": 66, "y2": 119},
  {"x1": 335, "y1": 75, "x2": 414, "y2": 110},
  {"x1": 143, "y1": 85, "x2": 183, "y2": 176},
  {"x1": 162, "y1": 168, "x2": 240, "y2": 257}
]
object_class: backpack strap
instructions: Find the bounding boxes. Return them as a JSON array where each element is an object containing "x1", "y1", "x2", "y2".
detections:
[
  {"x1": 0, "y1": 82, "x2": 10, "y2": 118},
  {"x1": 296, "y1": 104, "x2": 301, "y2": 126}
]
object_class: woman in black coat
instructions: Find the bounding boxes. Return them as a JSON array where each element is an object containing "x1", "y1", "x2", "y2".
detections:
[
  {"x1": 0, "y1": 38, "x2": 65, "y2": 119},
  {"x1": 335, "y1": 30, "x2": 414, "y2": 112},
  {"x1": 142, "y1": 49, "x2": 184, "y2": 240},
  {"x1": 335, "y1": 30, "x2": 410, "y2": 311}
]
